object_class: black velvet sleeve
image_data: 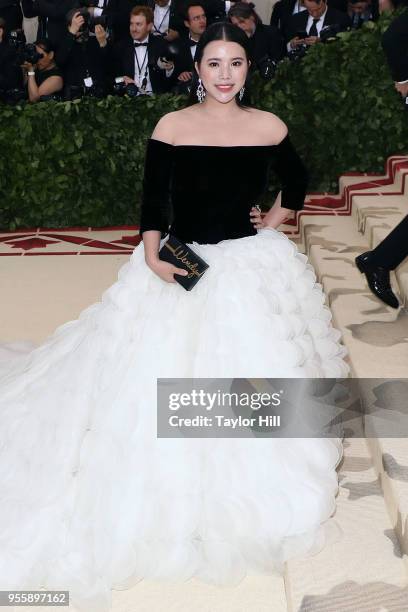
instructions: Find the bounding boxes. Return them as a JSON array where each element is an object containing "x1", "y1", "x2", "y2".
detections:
[
  {"x1": 140, "y1": 138, "x2": 174, "y2": 236},
  {"x1": 272, "y1": 134, "x2": 308, "y2": 211}
]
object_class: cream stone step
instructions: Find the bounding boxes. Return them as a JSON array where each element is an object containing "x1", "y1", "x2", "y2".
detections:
[
  {"x1": 300, "y1": 214, "x2": 408, "y2": 378},
  {"x1": 351, "y1": 194, "x2": 408, "y2": 231},
  {"x1": 285, "y1": 437, "x2": 408, "y2": 612},
  {"x1": 366, "y1": 436, "x2": 408, "y2": 559},
  {"x1": 12, "y1": 575, "x2": 287, "y2": 612}
]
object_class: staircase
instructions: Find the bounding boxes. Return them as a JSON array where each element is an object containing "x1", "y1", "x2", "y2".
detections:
[{"x1": 283, "y1": 156, "x2": 408, "y2": 611}]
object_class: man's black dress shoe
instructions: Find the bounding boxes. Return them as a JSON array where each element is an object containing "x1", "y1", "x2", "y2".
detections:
[{"x1": 355, "y1": 252, "x2": 399, "y2": 309}]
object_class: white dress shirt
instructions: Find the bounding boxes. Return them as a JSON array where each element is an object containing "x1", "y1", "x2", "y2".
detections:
[
  {"x1": 134, "y1": 37, "x2": 152, "y2": 94},
  {"x1": 189, "y1": 34, "x2": 198, "y2": 60},
  {"x1": 306, "y1": 7, "x2": 328, "y2": 36},
  {"x1": 154, "y1": 1, "x2": 171, "y2": 35}
]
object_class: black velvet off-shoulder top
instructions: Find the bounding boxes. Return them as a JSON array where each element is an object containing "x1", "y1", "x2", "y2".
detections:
[{"x1": 140, "y1": 136, "x2": 308, "y2": 245}]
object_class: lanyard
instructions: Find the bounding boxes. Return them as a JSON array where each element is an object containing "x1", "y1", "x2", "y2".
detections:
[
  {"x1": 134, "y1": 46, "x2": 148, "y2": 90},
  {"x1": 153, "y1": 5, "x2": 170, "y2": 34}
]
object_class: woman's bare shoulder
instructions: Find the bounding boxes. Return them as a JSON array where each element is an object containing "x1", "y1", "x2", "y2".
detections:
[
  {"x1": 150, "y1": 108, "x2": 197, "y2": 144},
  {"x1": 246, "y1": 108, "x2": 288, "y2": 145}
]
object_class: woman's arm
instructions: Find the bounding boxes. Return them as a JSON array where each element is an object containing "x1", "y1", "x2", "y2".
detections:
[
  {"x1": 250, "y1": 114, "x2": 308, "y2": 230},
  {"x1": 140, "y1": 116, "x2": 187, "y2": 283},
  {"x1": 27, "y1": 74, "x2": 63, "y2": 102}
]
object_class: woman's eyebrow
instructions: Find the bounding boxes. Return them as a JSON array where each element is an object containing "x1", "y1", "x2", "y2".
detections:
[{"x1": 206, "y1": 57, "x2": 245, "y2": 61}]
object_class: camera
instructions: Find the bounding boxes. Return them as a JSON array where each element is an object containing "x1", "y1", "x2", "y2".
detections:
[
  {"x1": 258, "y1": 55, "x2": 278, "y2": 81},
  {"x1": 12, "y1": 41, "x2": 44, "y2": 66},
  {"x1": 113, "y1": 77, "x2": 139, "y2": 97},
  {"x1": 8, "y1": 29, "x2": 25, "y2": 48},
  {"x1": 159, "y1": 42, "x2": 178, "y2": 64},
  {"x1": 288, "y1": 44, "x2": 308, "y2": 62},
  {"x1": 93, "y1": 15, "x2": 108, "y2": 28}
]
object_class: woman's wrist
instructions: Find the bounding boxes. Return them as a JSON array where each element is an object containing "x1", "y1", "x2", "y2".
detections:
[{"x1": 145, "y1": 253, "x2": 160, "y2": 267}]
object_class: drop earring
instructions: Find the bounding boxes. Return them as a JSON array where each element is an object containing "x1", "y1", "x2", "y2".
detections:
[
  {"x1": 197, "y1": 78, "x2": 205, "y2": 103},
  {"x1": 239, "y1": 86, "x2": 245, "y2": 101}
]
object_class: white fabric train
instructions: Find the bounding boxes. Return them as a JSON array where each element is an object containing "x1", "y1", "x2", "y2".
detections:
[{"x1": 0, "y1": 228, "x2": 349, "y2": 612}]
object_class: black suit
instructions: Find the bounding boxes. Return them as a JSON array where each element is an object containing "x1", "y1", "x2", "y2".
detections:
[
  {"x1": 55, "y1": 32, "x2": 109, "y2": 94},
  {"x1": 21, "y1": 0, "x2": 81, "y2": 44},
  {"x1": 271, "y1": 0, "x2": 304, "y2": 40},
  {"x1": 0, "y1": 0, "x2": 23, "y2": 31},
  {"x1": 112, "y1": 33, "x2": 172, "y2": 92},
  {"x1": 248, "y1": 24, "x2": 285, "y2": 68},
  {"x1": 271, "y1": 0, "x2": 348, "y2": 38},
  {"x1": 0, "y1": 39, "x2": 23, "y2": 92},
  {"x1": 367, "y1": 12, "x2": 408, "y2": 271},
  {"x1": 173, "y1": 34, "x2": 196, "y2": 76},
  {"x1": 369, "y1": 216, "x2": 408, "y2": 271},
  {"x1": 382, "y1": 9, "x2": 408, "y2": 82},
  {"x1": 286, "y1": 6, "x2": 351, "y2": 42}
]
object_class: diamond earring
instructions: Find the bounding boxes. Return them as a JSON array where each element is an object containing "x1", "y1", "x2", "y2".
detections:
[
  {"x1": 239, "y1": 86, "x2": 245, "y2": 101},
  {"x1": 197, "y1": 78, "x2": 206, "y2": 103}
]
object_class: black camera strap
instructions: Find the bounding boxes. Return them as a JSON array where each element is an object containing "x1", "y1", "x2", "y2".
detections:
[
  {"x1": 153, "y1": 5, "x2": 170, "y2": 35},
  {"x1": 134, "y1": 46, "x2": 149, "y2": 90}
]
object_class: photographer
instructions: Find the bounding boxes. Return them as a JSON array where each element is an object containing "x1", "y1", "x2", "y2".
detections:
[
  {"x1": 20, "y1": 0, "x2": 78, "y2": 45},
  {"x1": 171, "y1": 1, "x2": 206, "y2": 90},
  {"x1": 112, "y1": 6, "x2": 174, "y2": 95},
  {"x1": 0, "y1": 0, "x2": 23, "y2": 32},
  {"x1": 228, "y1": 3, "x2": 285, "y2": 74},
  {"x1": 55, "y1": 8, "x2": 109, "y2": 99},
  {"x1": 287, "y1": 0, "x2": 350, "y2": 52},
  {"x1": 382, "y1": 0, "x2": 408, "y2": 100},
  {"x1": 348, "y1": 0, "x2": 375, "y2": 27},
  {"x1": 0, "y1": 17, "x2": 24, "y2": 99},
  {"x1": 22, "y1": 38, "x2": 63, "y2": 102}
]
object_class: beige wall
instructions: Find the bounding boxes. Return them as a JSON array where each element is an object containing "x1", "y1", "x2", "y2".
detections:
[{"x1": 253, "y1": 0, "x2": 279, "y2": 24}]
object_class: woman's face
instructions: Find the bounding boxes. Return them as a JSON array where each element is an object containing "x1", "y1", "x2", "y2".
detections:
[
  {"x1": 36, "y1": 45, "x2": 53, "y2": 70},
  {"x1": 229, "y1": 16, "x2": 256, "y2": 37},
  {"x1": 196, "y1": 40, "x2": 248, "y2": 104}
]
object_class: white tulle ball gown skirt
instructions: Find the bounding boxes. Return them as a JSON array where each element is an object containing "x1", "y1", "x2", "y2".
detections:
[{"x1": 0, "y1": 228, "x2": 349, "y2": 612}]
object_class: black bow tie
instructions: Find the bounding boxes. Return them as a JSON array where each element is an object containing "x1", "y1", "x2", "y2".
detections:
[
  {"x1": 134, "y1": 42, "x2": 148, "y2": 47},
  {"x1": 188, "y1": 39, "x2": 198, "y2": 47}
]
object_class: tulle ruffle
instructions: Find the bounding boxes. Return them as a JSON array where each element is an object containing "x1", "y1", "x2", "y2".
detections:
[{"x1": 0, "y1": 229, "x2": 349, "y2": 612}]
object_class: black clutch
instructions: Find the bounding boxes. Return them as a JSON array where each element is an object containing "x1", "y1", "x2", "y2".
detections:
[{"x1": 159, "y1": 235, "x2": 209, "y2": 291}]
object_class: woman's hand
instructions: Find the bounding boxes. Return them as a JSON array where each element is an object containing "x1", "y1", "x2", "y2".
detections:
[
  {"x1": 250, "y1": 206, "x2": 265, "y2": 229},
  {"x1": 250, "y1": 194, "x2": 296, "y2": 230},
  {"x1": 22, "y1": 61, "x2": 34, "y2": 71},
  {"x1": 146, "y1": 258, "x2": 188, "y2": 284}
]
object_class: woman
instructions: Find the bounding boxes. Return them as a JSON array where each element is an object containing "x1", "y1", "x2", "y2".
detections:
[
  {"x1": 23, "y1": 38, "x2": 63, "y2": 102},
  {"x1": 0, "y1": 22, "x2": 348, "y2": 612}
]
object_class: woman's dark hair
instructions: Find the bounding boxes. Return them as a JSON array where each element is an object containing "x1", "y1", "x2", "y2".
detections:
[
  {"x1": 186, "y1": 21, "x2": 252, "y2": 108},
  {"x1": 35, "y1": 38, "x2": 55, "y2": 54},
  {"x1": 228, "y1": 2, "x2": 262, "y2": 26}
]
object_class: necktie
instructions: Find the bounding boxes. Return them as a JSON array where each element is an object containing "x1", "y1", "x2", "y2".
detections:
[
  {"x1": 134, "y1": 42, "x2": 148, "y2": 47},
  {"x1": 188, "y1": 39, "x2": 197, "y2": 47},
  {"x1": 308, "y1": 18, "x2": 319, "y2": 37}
]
